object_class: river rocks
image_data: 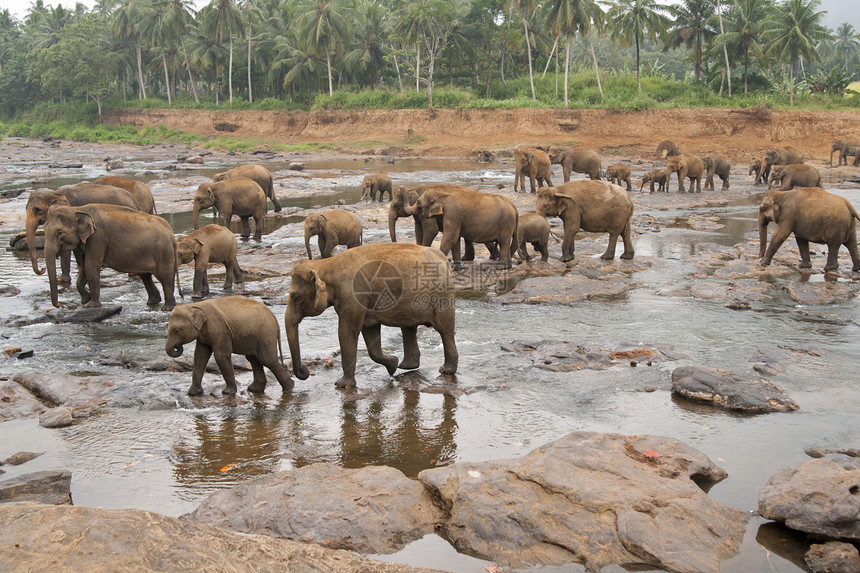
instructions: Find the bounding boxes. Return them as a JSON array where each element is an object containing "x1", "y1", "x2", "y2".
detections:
[
  {"x1": 12, "y1": 371, "x2": 111, "y2": 415},
  {"x1": 501, "y1": 340, "x2": 678, "y2": 371},
  {"x1": 786, "y1": 281, "x2": 856, "y2": 305},
  {"x1": 758, "y1": 457, "x2": 860, "y2": 542},
  {"x1": 805, "y1": 542, "x2": 860, "y2": 573},
  {"x1": 188, "y1": 462, "x2": 444, "y2": 554},
  {"x1": 0, "y1": 380, "x2": 47, "y2": 422},
  {"x1": 46, "y1": 305, "x2": 123, "y2": 323},
  {"x1": 418, "y1": 432, "x2": 747, "y2": 572},
  {"x1": 0, "y1": 471, "x2": 72, "y2": 505},
  {"x1": 39, "y1": 407, "x2": 74, "y2": 428},
  {"x1": 0, "y1": 502, "x2": 437, "y2": 573},
  {"x1": 0, "y1": 452, "x2": 43, "y2": 466},
  {"x1": 671, "y1": 366, "x2": 798, "y2": 413},
  {"x1": 689, "y1": 279, "x2": 775, "y2": 303},
  {"x1": 498, "y1": 274, "x2": 636, "y2": 304}
]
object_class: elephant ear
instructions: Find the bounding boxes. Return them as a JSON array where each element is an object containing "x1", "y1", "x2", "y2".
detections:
[
  {"x1": 75, "y1": 211, "x2": 97, "y2": 244},
  {"x1": 190, "y1": 306, "x2": 207, "y2": 331},
  {"x1": 427, "y1": 197, "x2": 443, "y2": 218},
  {"x1": 554, "y1": 192, "x2": 575, "y2": 216},
  {"x1": 192, "y1": 237, "x2": 205, "y2": 255},
  {"x1": 308, "y1": 268, "x2": 327, "y2": 308}
]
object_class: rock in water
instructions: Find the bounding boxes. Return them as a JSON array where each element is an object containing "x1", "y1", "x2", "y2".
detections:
[
  {"x1": 671, "y1": 365, "x2": 798, "y2": 413},
  {"x1": 0, "y1": 471, "x2": 72, "y2": 505},
  {"x1": 805, "y1": 542, "x2": 860, "y2": 573},
  {"x1": 39, "y1": 407, "x2": 74, "y2": 428},
  {"x1": 759, "y1": 458, "x2": 860, "y2": 541},
  {"x1": 47, "y1": 305, "x2": 122, "y2": 323}
]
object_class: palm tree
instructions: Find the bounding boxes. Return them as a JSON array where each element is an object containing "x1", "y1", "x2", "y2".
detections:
[
  {"x1": 203, "y1": 0, "x2": 244, "y2": 103},
  {"x1": 833, "y1": 22, "x2": 859, "y2": 72},
  {"x1": 667, "y1": 0, "x2": 715, "y2": 82},
  {"x1": 165, "y1": 0, "x2": 199, "y2": 102},
  {"x1": 239, "y1": 0, "x2": 263, "y2": 102},
  {"x1": 114, "y1": 0, "x2": 148, "y2": 99},
  {"x1": 543, "y1": 0, "x2": 602, "y2": 107},
  {"x1": 605, "y1": 0, "x2": 671, "y2": 92},
  {"x1": 295, "y1": 0, "x2": 352, "y2": 97},
  {"x1": 342, "y1": 0, "x2": 388, "y2": 89},
  {"x1": 713, "y1": 0, "x2": 770, "y2": 94},
  {"x1": 188, "y1": 19, "x2": 228, "y2": 103},
  {"x1": 140, "y1": 0, "x2": 173, "y2": 105},
  {"x1": 506, "y1": 0, "x2": 537, "y2": 101},
  {"x1": 762, "y1": 0, "x2": 829, "y2": 105}
]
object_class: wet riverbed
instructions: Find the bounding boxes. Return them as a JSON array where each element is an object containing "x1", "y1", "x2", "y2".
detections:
[{"x1": 1, "y1": 140, "x2": 859, "y2": 572}]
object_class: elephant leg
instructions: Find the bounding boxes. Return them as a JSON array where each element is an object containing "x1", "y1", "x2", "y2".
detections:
[
  {"x1": 189, "y1": 341, "x2": 212, "y2": 396},
  {"x1": 560, "y1": 223, "x2": 579, "y2": 262},
  {"x1": 620, "y1": 228, "x2": 635, "y2": 260},
  {"x1": 81, "y1": 258, "x2": 102, "y2": 307},
  {"x1": 762, "y1": 226, "x2": 792, "y2": 265},
  {"x1": 192, "y1": 259, "x2": 207, "y2": 299},
  {"x1": 529, "y1": 173, "x2": 537, "y2": 194},
  {"x1": 222, "y1": 262, "x2": 233, "y2": 291},
  {"x1": 240, "y1": 216, "x2": 251, "y2": 239},
  {"x1": 498, "y1": 233, "x2": 513, "y2": 269},
  {"x1": 156, "y1": 272, "x2": 176, "y2": 311},
  {"x1": 253, "y1": 215, "x2": 263, "y2": 241},
  {"x1": 399, "y1": 326, "x2": 421, "y2": 370},
  {"x1": 721, "y1": 174, "x2": 730, "y2": 190},
  {"x1": 440, "y1": 231, "x2": 462, "y2": 270},
  {"x1": 138, "y1": 273, "x2": 163, "y2": 306},
  {"x1": 361, "y1": 324, "x2": 399, "y2": 375},
  {"x1": 601, "y1": 233, "x2": 620, "y2": 260},
  {"x1": 517, "y1": 241, "x2": 531, "y2": 262},
  {"x1": 336, "y1": 318, "x2": 362, "y2": 388},
  {"x1": 463, "y1": 240, "x2": 476, "y2": 261},
  {"x1": 60, "y1": 252, "x2": 72, "y2": 285},
  {"x1": 437, "y1": 322, "x2": 458, "y2": 375},
  {"x1": 270, "y1": 190, "x2": 283, "y2": 212},
  {"x1": 246, "y1": 355, "x2": 269, "y2": 393},
  {"x1": 795, "y1": 238, "x2": 813, "y2": 268},
  {"x1": 487, "y1": 242, "x2": 501, "y2": 260},
  {"x1": 823, "y1": 242, "x2": 842, "y2": 272},
  {"x1": 212, "y1": 349, "x2": 238, "y2": 394},
  {"x1": 538, "y1": 241, "x2": 549, "y2": 261},
  {"x1": 846, "y1": 237, "x2": 860, "y2": 272}
]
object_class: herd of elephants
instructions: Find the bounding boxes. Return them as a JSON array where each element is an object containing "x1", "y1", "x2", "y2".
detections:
[{"x1": 20, "y1": 139, "x2": 860, "y2": 397}]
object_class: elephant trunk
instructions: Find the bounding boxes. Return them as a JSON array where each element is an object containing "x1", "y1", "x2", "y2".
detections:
[
  {"x1": 304, "y1": 228, "x2": 314, "y2": 260},
  {"x1": 758, "y1": 213, "x2": 770, "y2": 259},
  {"x1": 284, "y1": 304, "x2": 310, "y2": 380},
  {"x1": 388, "y1": 209, "x2": 399, "y2": 242},
  {"x1": 165, "y1": 343, "x2": 184, "y2": 358},
  {"x1": 45, "y1": 243, "x2": 61, "y2": 308},
  {"x1": 192, "y1": 204, "x2": 201, "y2": 230},
  {"x1": 400, "y1": 189, "x2": 418, "y2": 216},
  {"x1": 830, "y1": 148, "x2": 837, "y2": 166},
  {"x1": 26, "y1": 213, "x2": 45, "y2": 275}
]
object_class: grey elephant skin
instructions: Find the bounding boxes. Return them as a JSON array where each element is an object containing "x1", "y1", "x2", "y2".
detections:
[
  {"x1": 176, "y1": 224, "x2": 243, "y2": 299},
  {"x1": 758, "y1": 187, "x2": 860, "y2": 272},
  {"x1": 193, "y1": 177, "x2": 267, "y2": 240},
  {"x1": 213, "y1": 164, "x2": 281, "y2": 212},
  {"x1": 536, "y1": 180, "x2": 634, "y2": 262},
  {"x1": 284, "y1": 243, "x2": 458, "y2": 389},
  {"x1": 43, "y1": 204, "x2": 179, "y2": 311},
  {"x1": 516, "y1": 213, "x2": 550, "y2": 262},
  {"x1": 361, "y1": 172, "x2": 393, "y2": 201},
  {"x1": 702, "y1": 155, "x2": 731, "y2": 191},
  {"x1": 605, "y1": 162, "x2": 632, "y2": 190},
  {"x1": 829, "y1": 139, "x2": 860, "y2": 166},
  {"x1": 92, "y1": 176, "x2": 157, "y2": 214},
  {"x1": 767, "y1": 164, "x2": 822, "y2": 190},
  {"x1": 165, "y1": 296, "x2": 294, "y2": 396},
  {"x1": 755, "y1": 146, "x2": 804, "y2": 185},
  {"x1": 548, "y1": 145, "x2": 602, "y2": 182},
  {"x1": 24, "y1": 184, "x2": 138, "y2": 282},
  {"x1": 514, "y1": 147, "x2": 553, "y2": 193},
  {"x1": 641, "y1": 168, "x2": 669, "y2": 193},
  {"x1": 666, "y1": 153, "x2": 704, "y2": 193},
  {"x1": 303, "y1": 210, "x2": 363, "y2": 259}
]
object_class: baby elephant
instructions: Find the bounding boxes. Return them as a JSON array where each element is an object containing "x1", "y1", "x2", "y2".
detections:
[
  {"x1": 640, "y1": 169, "x2": 669, "y2": 193},
  {"x1": 362, "y1": 172, "x2": 393, "y2": 201},
  {"x1": 702, "y1": 155, "x2": 731, "y2": 191},
  {"x1": 176, "y1": 224, "x2": 244, "y2": 299},
  {"x1": 304, "y1": 210, "x2": 363, "y2": 259},
  {"x1": 516, "y1": 213, "x2": 551, "y2": 262},
  {"x1": 605, "y1": 163, "x2": 632, "y2": 191},
  {"x1": 165, "y1": 296, "x2": 294, "y2": 396}
]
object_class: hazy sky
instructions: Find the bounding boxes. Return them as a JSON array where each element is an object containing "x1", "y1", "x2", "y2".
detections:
[{"x1": 4, "y1": 0, "x2": 857, "y2": 33}]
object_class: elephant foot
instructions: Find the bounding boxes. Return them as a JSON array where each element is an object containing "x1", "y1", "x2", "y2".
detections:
[
  {"x1": 799, "y1": 261, "x2": 813, "y2": 269},
  {"x1": 600, "y1": 254, "x2": 615, "y2": 260},
  {"x1": 274, "y1": 206, "x2": 282, "y2": 213},
  {"x1": 620, "y1": 252, "x2": 634, "y2": 260},
  {"x1": 162, "y1": 303, "x2": 175, "y2": 312},
  {"x1": 187, "y1": 386, "x2": 203, "y2": 396},
  {"x1": 222, "y1": 386, "x2": 238, "y2": 395},
  {"x1": 382, "y1": 356, "x2": 399, "y2": 375},
  {"x1": 247, "y1": 382, "x2": 266, "y2": 393},
  {"x1": 59, "y1": 275, "x2": 72, "y2": 286},
  {"x1": 335, "y1": 376, "x2": 357, "y2": 389},
  {"x1": 83, "y1": 301, "x2": 102, "y2": 308},
  {"x1": 277, "y1": 379, "x2": 295, "y2": 392},
  {"x1": 439, "y1": 362, "x2": 457, "y2": 375},
  {"x1": 823, "y1": 265, "x2": 838, "y2": 272},
  {"x1": 192, "y1": 294, "x2": 205, "y2": 300},
  {"x1": 451, "y1": 262, "x2": 464, "y2": 272},
  {"x1": 399, "y1": 357, "x2": 420, "y2": 370}
]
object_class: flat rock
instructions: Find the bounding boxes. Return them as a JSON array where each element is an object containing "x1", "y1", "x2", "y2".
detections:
[
  {"x1": 759, "y1": 458, "x2": 860, "y2": 541},
  {"x1": 39, "y1": 406, "x2": 74, "y2": 428},
  {"x1": 671, "y1": 365, "x2": 798, "y2": 413},
  {"x1": 0, "y1": 471, "x2": 72, "y2": 505},
  {"x1": 12, "y1": 371, "x2": 111, "y2": 414},
  {"x1": 187, "y1": 462, "x2": 444, "y2": 554},
  {"x1": 418, "y1": 431, "x2": 747, "y2": 572},
  {"x1": 0, "y1": 502, "x2": 439, "y2": 572},
  {"x1": 0, "y1": 452, "x2": 44, "y2": 466},
  {"x1": 805, "y1": 542, "x2": 860, "y2": 573},
  {"x1": 689, "y1": 280, "x2": 775, "y2": 303},
  {"x1": 786, "y1": 281, "x2": 856, "y2": 305},
  {"x1": 498, "y1": 274, "x2": 635, "y2": 304},
  {"x1": 501, "y1": 340, "x2": 678, "y2": 371},
  {"x1": 0, "y1": 380, "x2": 47, "y2": 422},
  {"x1": 46, "y1": 305, "x2": 123, "y2": 323}
]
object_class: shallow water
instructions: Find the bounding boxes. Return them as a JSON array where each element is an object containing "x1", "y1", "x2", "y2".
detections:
[{"x1": 1, "y1": 152, "x2": 859, "y2": 572}]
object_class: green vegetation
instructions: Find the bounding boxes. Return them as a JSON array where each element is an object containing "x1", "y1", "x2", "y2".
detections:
[{"x1": 0, "y1": 0, "x2": 858, "y2": 130}]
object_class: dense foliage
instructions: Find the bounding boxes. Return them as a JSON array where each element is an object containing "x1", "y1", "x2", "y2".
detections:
[{"x1": 0, "y1": 0, "x2": 858, "y2": 120}]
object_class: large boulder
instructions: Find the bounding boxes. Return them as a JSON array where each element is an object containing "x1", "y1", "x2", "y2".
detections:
[
  {"x1": 418, "y1": 432, "x2": 748, "y2": 572},
  {"x1": 12, "y1": 371, "x2": 111, "y2": 415},
  {"x1": 0, "y1": 502, "x2": 440, "y2": 572},
  {"x1": 498, "y1": 274, "x2": 636, "y2": 305},
  {"x1": 187, "y1": 462, "x2": 444, "y2": 554},
  {"x1": 759, "y1": 457, "x2": 860, "y2": 541},
  {"x1": 805, "y1": 542, "x2": 860, "y2": 573},
  {"x1": 671, "y1": 365, "x2": 799, "y2": 413},
  {"x1": 0, "y1": 471, "x2": 71, "y2": 505}
]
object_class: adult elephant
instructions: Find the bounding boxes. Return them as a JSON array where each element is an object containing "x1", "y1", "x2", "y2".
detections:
[
  {"x1": 402, "y1": 186, "x2": 518, "y2": 269},
  {"x1": 165, "y1": 297, "x2": 293, "y2": 396},
  {"x1": 193, "y1": 177, "x2": 267, "y2": 240},
  {"x1": 536, "y1": 180, "x2": 635, "y2": 262},
  {"x1": 514, "y1": 147, "x2": 553, "y2": 193},
  {"x1": 213, "y1": 165, "x2": 281, "y2": 212},
  {"x1": 25, "y1": 184, "x2": 139, "y2": 281},
  {"x1": 176, "y1": 224, "x2": 243, "y2": 299},
  {"x1": 361, "y1": 172, "x2": 393, "y2": 202},
  {"x1": 767, "y1": 164, "x2": 822, "y2": 190},
  {"x1": 92, "y1": 176, "x2": 156, "y2": 214},
  {"x1": 759, "y1": 187, "x2": 860, "y2": 272},
  {"x1": 702, "y1": 155, "x2": 731, "y2": 191},
  {"x1": 43, "y1": 204, "x2": 180, "y2": 310},
  {"x1": 548, "y1": 146, "x2": 601, "y2": 182},
  {"x1": 284, "y1": 243, "x2": 458, "y2": 389},
  {"x1": 830, "y1": 139, "x2": 860, "y2": 166},
  {"x1": 665, "y1": 154, "x2": 704, "y2": 193},
  {"x1": 304, "y1": 210, "x2": 363, "y2": 259},
  {"x1": 656, "y1": 140, "x2": 680, "y2": 158},
  {"x1": 756, "y1": 146, "x2": 803, "y2": 185}
]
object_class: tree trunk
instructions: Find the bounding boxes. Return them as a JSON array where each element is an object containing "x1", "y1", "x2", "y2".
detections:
[
  {"x1": 542, "y1": 36, "x2": 558, "y2": 79},
  {"x1": 635, "y1": 33, "x2": 641, "y2": 92},
  {"x1": 161, "y1": 48, "x2": 172, "y2": 107},
  {"x1": 181, "y1": 37, "x2": 200, "y2": 104},
  {"x1": 716, "y1": 0, "x2": 731, "y2": 96},
  {"x1": 522, "y1": 16, "x2": 535, "y2": 101},
  {"x1": 228, "y1": 35, "x2": 234, "y2": 103},
  {"x1": 393, "y1": 52, "x2": 403, "y2": 92},
  {"x1": 426, "y1": 48, "x2": 435, "y2": 112},
  {"x1": 589, "y1": 33, "x2": 603, "y2": 98},
  {"x1": 326, "y1": 44, "x2": 333, "y2": 96},
  {"x1": 247, "y1": 22, "x2": 253, "y2": 103},
  {"x1": 136, "y1": 38, "x2": 146, "y2": 100},
  {"x1": 563, "y1": 34, "x2": 571, "y2": 108},
  {"x1": 416, "y1": 42, "x2": 421, "y2": 92}
]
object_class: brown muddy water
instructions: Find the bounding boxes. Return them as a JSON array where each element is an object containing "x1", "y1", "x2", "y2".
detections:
[{"x1": 1, "y1": 141, "x2": 859, "y2": 572}]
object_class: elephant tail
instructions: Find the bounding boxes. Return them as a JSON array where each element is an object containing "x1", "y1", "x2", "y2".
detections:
[
  {"x1": 174, "y1": 240, "x2": 184, "y2": 300},
  {"x1": 550, "y1": 229, "x2": 563, "y2": 243},
  {"x1": 850, "y1": 203, "x2": 860, "y2": 222}
]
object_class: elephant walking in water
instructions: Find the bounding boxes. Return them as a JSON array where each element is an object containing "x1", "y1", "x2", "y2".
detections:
[
  {"x1": 213, "y1": 165, "x2": 281, "y2": 212},
  {"x1": 176, "y1": 224, "x2": 244, "y2": 299},
  {"x1": 284, "y1": 243, "x2": 458, "y2": 389},
  {"x1": 304, "y1": 210, "x2": 363, "y2": 259},
  {"x1": 193, "y1": 178, "x2": 267, "y2": 240},
  {"x1": 514, "y1": 147, "x2": 553, "y2": 193}
]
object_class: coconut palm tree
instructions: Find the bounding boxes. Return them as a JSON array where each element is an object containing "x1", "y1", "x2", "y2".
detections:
[
  {"x1": 667, "y1": 0, "x2": 715, "y2": 82},
  {"x1": 605, "y1": 0, "x2": 671, "y2": 92},
  {"x1": 762, "y1": 0, "x2": 829, "y2": 105},
  {"x1": 506, "y1": 0, "x2": 537, "y2": 101},
  {"x1": 833, "y1": 22, "x2": 859, "y2": 72},
  {"x1": 140, "y1": 0, "x2": 173, "y2": 105},
  {"x1": 202, "y1": 0, "x2": 244, "y2": 103},
  {"x1": 342, "y1": 0, "x2": 388, "y2": 89},
  {"x1": 543, "y1": 0, "x2": 603, "y2": 107},
  {"x1": 295, "y1": 0, "x2": 352, "y2": 97},
  {"x1": 114, "y1": 0, "x2": 148, "y2": 99},
  {"x1": 712, "y1": 0, "x2": 770, "y2": 94},
  {"x1": 165, "y1": 0, "x2": 199, "y2": 103}
]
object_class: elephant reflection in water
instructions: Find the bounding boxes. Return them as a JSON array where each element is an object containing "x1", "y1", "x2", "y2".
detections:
[
  {"x1": 339, "y1": 389, "x2": 458, "y2": 477},
  {"x1": 171, "y1": 395, "x2": 312, "y2": 487}
]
